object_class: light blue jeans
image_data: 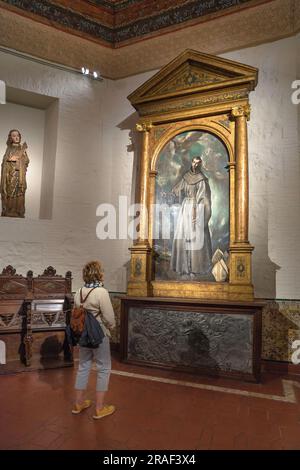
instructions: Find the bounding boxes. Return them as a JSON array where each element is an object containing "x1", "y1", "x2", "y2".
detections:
[{"x1": 75, "y1": 336, "x2": 111, "y2": 392}]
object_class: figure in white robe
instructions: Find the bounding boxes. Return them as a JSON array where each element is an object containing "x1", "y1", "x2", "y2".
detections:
[{"x1": 171, "y1": 157, "x2": 212, "y2": 275}]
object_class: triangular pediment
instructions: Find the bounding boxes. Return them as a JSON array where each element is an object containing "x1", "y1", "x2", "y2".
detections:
[
  {"x1": 146, "y1": 61, "x2": 226, "y2": 97},
  {"x1": 128, "y1": 49, "x2": 258, "y2": 109}
]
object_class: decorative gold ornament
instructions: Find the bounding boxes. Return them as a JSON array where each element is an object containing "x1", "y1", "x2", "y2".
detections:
[
  {"x1": 136, "y1": 122, "x2": 153, "y2": 132},
  {"x1": 231, "y1": 104, "x2": 251, "y2": 120}
]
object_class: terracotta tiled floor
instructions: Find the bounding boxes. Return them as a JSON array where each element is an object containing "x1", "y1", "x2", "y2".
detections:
[{"x1": 0, "y1": 353, "x2": 300, "y2": 450}]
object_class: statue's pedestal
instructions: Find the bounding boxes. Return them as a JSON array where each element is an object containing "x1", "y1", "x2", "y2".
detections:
[{"x1": 120, "y1": 296, "x2": 264, "y2": 382}]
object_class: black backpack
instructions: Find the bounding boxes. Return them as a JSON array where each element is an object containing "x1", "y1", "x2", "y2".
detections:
[
  {"x1": 66, "y1": 288, "x2": 105, "y2": 348},
  {"x1": 79, "y1": 311, "x2": 105, "y2": 348}
]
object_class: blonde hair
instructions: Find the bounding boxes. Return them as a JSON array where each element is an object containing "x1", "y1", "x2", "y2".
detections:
[{"x1": 82, "y1": 261, "x2": 103, "y2": 284}]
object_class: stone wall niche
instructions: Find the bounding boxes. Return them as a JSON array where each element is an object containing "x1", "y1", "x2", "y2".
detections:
[{"x1": 0, "y1": 86, "x2": 58, "y2": 220}]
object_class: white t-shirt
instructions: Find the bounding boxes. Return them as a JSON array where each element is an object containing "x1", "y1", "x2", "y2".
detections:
[{"x1": 74, "y1": 286, "x2": 116, "y2": 337}]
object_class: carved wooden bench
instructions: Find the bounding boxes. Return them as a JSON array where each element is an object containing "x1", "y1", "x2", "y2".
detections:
[{"x1": 0, "y1": 265, "x2": 73, "y2": 372}]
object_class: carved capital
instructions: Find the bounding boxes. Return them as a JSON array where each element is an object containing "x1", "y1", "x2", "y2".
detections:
[
  {"x1": 231, "y1": 104, "x2": 251, "y2": 121},
  {"x1": 136, "y1": 121, "x2": 153, "y2": 132}
]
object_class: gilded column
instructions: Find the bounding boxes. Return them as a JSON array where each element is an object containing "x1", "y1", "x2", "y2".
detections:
[
  {"x1": 136, "y1": 121, "x2": 152, "y2": 244},
  {"x1": 127, "y1": 121, "x2": 153, "y2": 297},
  {"x1": 231, "y1": 104, "x2": 250, "y2": 243},
  {"x1": 229, "y1": 104, "x2": 254, "y2": 298},
  {"x1": 148, "y1": 169, "x2": 158, "y2": 248}
]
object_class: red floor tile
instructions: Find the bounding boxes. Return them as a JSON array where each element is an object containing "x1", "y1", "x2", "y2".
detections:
[{"x1": 0, "y1": 357, "x2": 300, "y2": 450}]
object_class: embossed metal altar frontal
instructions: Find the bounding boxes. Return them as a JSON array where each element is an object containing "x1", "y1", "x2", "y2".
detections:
[{"x1": 120, "y1": 296, "x2": 264, "y2": 382}]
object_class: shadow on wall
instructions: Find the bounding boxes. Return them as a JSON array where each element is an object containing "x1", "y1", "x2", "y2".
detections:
[
  {"x1": 117, "y1": 112, "x2": 142, "y2": 206},
  {"x1": 252, "y1": 248, "x2": 280, "y2": 299},
  {"x1": 117, "y1": 112, "x2": 142, "y2": 289},
  {"x1": 123, "y1": 259, "x2": 130, "y2": 292}
]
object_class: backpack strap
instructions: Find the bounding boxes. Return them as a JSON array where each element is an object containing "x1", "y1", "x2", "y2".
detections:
[{"x1": 79, "y1": 287, "x2": 97, "y2": 306}]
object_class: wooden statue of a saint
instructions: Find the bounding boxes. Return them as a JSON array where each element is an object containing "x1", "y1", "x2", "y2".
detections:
[{"x1": 0, "y1": 129, "x2": 29, "y2": 218}]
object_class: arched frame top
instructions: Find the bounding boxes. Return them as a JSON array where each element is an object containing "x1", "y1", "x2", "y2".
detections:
[{"x1": 150, "y1": 122, "x2": 234, "y2": 173}]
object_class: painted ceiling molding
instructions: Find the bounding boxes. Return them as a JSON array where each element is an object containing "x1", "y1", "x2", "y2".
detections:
[
  {"x1": 88, "y1": 0, "x2": 147, "y2": 11},
  {"x1": 0, "y1": 0, "x2": 266, "y2": 46},
  {"x1": 0, "y1": 0, "x2": 298, "y2": 79}
]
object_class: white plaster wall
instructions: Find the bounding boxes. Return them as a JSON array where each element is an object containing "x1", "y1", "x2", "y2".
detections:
[
  {"x1": 0, "y1": 102, "x2": 45, "y2": 219},
  {"x1": 0, "y1": 34, "x2": 299, "y2": 299}
]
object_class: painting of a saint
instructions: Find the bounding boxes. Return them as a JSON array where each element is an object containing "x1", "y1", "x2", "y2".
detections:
[
  {"x1": 154, "y1": 130, "x2": 229, "y2": 281},
  {"x1": 170, "y1": 156, "x2": 212, "y2": 277}
]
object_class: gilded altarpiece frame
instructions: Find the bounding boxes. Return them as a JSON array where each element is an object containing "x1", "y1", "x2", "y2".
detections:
[{"x1": 127, "y1": 50, "x2": 258, "y2": 302}]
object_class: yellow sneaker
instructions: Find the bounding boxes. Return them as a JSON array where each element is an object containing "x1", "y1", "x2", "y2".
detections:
[
  {"x1": 93, "y1": 404, "x2": 116, "y2": 420},
  {"x1": 72, "y1": 399, "x2": 92, "y2": 414}
]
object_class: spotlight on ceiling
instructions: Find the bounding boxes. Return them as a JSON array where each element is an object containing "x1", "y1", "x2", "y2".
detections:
[{"x1": 80, "y1": 67, "x2": 103, "y2": 81}]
